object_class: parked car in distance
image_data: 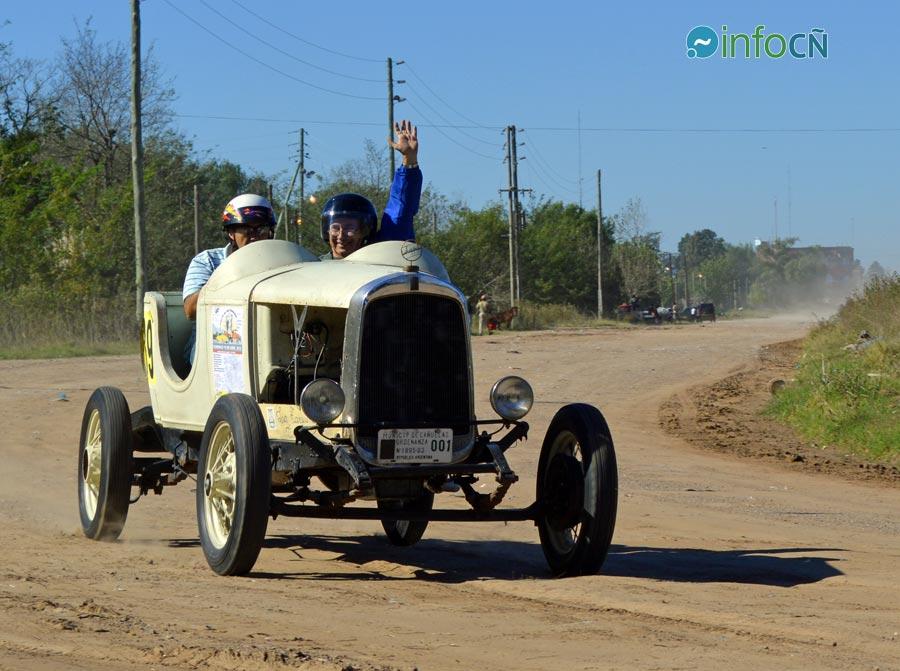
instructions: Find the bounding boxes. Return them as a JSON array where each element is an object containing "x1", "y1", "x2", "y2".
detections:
[{"x1": 697, "y1": 302, "x2": 716, "y2": 322}]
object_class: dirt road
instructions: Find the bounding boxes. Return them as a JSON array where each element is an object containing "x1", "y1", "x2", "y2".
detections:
[{"x1": 1, "y1": 316, "x2": 898, "y2": 670}]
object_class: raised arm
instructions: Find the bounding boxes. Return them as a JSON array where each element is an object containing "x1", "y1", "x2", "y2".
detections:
[{"x1": 377, "y1": 120, "x2": 422, "y2": 242}]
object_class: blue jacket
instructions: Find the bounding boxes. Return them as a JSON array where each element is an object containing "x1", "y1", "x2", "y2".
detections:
[{"x1": 374, "y1": 165, "x2": 422, "y2": 242}]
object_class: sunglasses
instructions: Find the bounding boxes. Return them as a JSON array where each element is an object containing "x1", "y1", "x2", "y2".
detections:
[{"x1": 232, "y1": 224, "x2": 274, "y2": 237}]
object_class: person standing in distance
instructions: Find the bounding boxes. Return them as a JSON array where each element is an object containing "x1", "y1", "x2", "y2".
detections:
[
  {"x1": 475, "y1": 294, "x2": 490, "y2": 335},
  {"x1": 321, "y1": 119, "x2": 422, "y2": 259}
]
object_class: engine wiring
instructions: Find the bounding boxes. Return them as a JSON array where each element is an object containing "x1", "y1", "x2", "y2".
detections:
[{"x1": 286, "y1": 307, "x2": 333, "y2": 401}]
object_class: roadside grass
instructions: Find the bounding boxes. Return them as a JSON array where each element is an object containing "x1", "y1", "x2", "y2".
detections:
[
  {"x1": 767, "y1": 275, "x2": 900, "y2": 462},
  {"x1": 0, "y1": 340, "x2": 137, "y2": 360},
  {"x1": 472, "y1": 301, "x2": 633, "y2": 334},
  {"x1": 0, "y1": 291, "x2": 138, "y2": 360},
  {"x1": 720, "y1": 307, "x2": 776, "y2": 320}
]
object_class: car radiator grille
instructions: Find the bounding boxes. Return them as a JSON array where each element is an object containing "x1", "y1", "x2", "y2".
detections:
[{"x1": 357, "y1": 293, "x2": 470, "y2": 439}]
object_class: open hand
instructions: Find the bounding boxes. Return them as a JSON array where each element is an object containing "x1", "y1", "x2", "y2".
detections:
[{"x1": 388, "y1": 119, "x2": 418, "y2": 165}]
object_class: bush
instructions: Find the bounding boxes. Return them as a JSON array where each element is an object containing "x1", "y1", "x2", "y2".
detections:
[
  {"x1": 0, "y1": 288, "x2": 137, "y2": 353},
  {"x1": 768, "y1": 275, "x2": 900, "y2": 461}
]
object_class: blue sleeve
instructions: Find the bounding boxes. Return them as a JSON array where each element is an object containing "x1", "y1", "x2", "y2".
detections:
[
  {"x1": 183, "y1": 252, "x2": 216, "y2": 300},
  {"x1": 375, "y1": 166, "x2": 422, "y2": 242}
]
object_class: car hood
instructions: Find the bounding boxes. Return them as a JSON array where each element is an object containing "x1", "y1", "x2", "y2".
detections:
[{"x1": 203, "y1": 240, "x2": 451, "y2": 309}]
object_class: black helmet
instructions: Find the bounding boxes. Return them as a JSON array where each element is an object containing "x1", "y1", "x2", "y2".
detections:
[{"x1": 320, "y1": 193, "x2": 378, "y2": 244}]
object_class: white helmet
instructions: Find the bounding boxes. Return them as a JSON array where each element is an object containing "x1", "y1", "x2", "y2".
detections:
[{"x1": 221, "y1": 193, "x2": 276, "y2": 230}]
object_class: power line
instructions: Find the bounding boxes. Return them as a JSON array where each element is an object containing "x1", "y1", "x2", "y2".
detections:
[
  {"x1": 198, "y1": 0, "x2": 382, "y2": 83},
  {"x1": 403, "y1": 62, "x2": 498, "y2": 131},
  {"x1": 170, "y1": 114, "x2": 900, "y2": 134},
  {"x1": 175, "y1": 114, "x2": 506, "y2": 131},
  {"x1": 229, "y1": 0, "x2": 383, "y2": 63},
  {"x1": 524, "y1": 126, "x2": 900, "y2": 133},
  {"x1": 527, "y1": 150, "x2": 579, "y2": 192},
  {"x1": 404, "y1": 99, "x2": 499, "y2": 161},
  {"x1": 520, "y1": 130, "x2": 579, "y2": 186},
  {"x1": 175, "y1": 113, "x2": 383, "y2": 125},
  {"x1": 522, "y1": 160, "x2": 562, "y2": 197},
  {"x1": 528, "y1": 158, "x2": 580, "y2": 196},
  {"x1": 523, "y1": 153, "x2": 579, "y2": 196},
  {"x1": 404, "y1": 80, "x2": 503, "y2": 148},
  {"x1": 161, "y1": 0, "x2": 382, "y2": 101}
]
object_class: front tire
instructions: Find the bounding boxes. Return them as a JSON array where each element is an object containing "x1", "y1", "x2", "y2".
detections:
[
  {"x1": 378, "y1": 490, "x2": 434, "y2": 547},
  {"x1": 197, "y1": 394, "x2": 271, "y2": 576},
  {"x1": 78, "y1": 387, "x2": 134, "y2": 541},
  {"x1": 537, "y1": 403, "x2": 618, "y2": 577}
]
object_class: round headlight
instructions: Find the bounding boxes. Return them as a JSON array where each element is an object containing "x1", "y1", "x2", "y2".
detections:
[
  {"x1": 490, "y1": 375, "x2": 534, "y2": 421},
  {"x1": 300, "y1": 378, "x2": 345, "y2": 424}
]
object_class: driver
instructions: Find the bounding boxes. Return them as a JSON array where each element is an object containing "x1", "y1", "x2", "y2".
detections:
[
  {"x1": 181, "y1": 194, "x2": 276, "y2": 363},
  {"x1": 321, "y1": 119, "x2": 422, "y2": 259}
]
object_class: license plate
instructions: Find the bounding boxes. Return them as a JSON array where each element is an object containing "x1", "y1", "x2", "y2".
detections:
[{"x1": 377, "y1": 428, "x2": 453, "y2": 464}]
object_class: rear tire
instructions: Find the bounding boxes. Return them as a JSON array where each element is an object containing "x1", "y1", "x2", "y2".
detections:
[
  {"x1": 536, "y1": 403, "x2": 618, "y2": 577},
  {"x1": 197, "y1": 394, "x2": 271, "y2": 576},
  {"x1": 78, "y1": 387, "x2": 133, "y2": 541},
  {"x1": 378, "y1": 490, "x2": 434, "y2": 547}
]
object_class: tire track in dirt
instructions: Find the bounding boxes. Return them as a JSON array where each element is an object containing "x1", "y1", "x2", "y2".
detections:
[{"x1": 2, "y1": 318, "x2": 899, "y2": 670}]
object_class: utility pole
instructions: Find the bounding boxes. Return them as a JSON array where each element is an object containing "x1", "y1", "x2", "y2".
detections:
[
  {"x1": 787, "y1": 165, "x2": 792, "y2": 239},
  {"x1": 388, "y1": 58, "x2": 406, "y2": 183},
  {"x1": 387, "y1": 58, "x2": 394, "y2": 176},
  {"x1": 276, "y1": 162, "x2": 301, "y2": 239},
  {"x1": 683, "y1": 250, "x2": 691, "y2": 308},
  {"x1": 510, "y1": 126, "x2": 521, "y2": 303},
  {"x1": 432, "y1": 209, "x2": 438, "y2": 236},
  {"x1": 499, "y1": 125, "x2": 531, "y2": 307},
  {"x1": 505, "y1": 126, "x2": 516, "y2": 308},
  {"x1": 193, "y1": 184, "x2": 199, "y2": 255},
  {"x1": 774, "y1": 196, "x2": 778, "y2": 242},
  {"x1": 577, "y1": 111, "x2": 583, "y2": 208},
  {"x1": 596, "y1": 169, "x2": 604, "y2": 317},
  {"x1": 130, "y1": 0, "x2": 147, "y2": 324},
  {"x1": 298, "y1": 128, "x2": 305, "y2": 245}
]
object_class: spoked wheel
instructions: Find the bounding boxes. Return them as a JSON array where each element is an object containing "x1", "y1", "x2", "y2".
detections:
[
  {"x1": 378, "y1": 489, "x2": 434, "y2": 547},
  {"x1": 537, "y1": 403, "x2": 618, "y2": 577},
  {"x1": 78, "y1": 387, "x2": 134, "y2": 541},
  {"x1": 197, "y1": 394, "x2": 271, "y2": 576}
]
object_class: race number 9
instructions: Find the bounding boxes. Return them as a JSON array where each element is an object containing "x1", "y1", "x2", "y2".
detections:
[{"x1": 142, "y1": 311, "x2": 155, "y2": 383}]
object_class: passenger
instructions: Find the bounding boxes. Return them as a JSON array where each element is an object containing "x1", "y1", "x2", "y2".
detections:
[
  {"x1": 181, "y1": 194, "x2": 276, "y2": 363},
  {"x1": 321, "y1": 119, "x2": 422, "y2": 259}
]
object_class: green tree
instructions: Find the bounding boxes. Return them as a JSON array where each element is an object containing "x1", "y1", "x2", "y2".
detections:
[
  {"x1": 519, "y1": 201, "x2": 614, "y2": 312},
  {"x1": 429, "y1": 204, "x2": 508, "y2": 302},
  {"x1": 613, "y1": 235, "x2": 661, "y2": 305},
  {"x1": 678, "y1": 228, "x2": 727, "y2": 269},
  {"x1": 678, "y1": 229, "x2": 727, "y2": 304},
  {"x1": 610, "y1": 197, "x2": 661, "y2": 306}
]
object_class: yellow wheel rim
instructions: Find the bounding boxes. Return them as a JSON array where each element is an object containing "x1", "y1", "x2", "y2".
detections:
[
  {"x1": 81, "y1": 409, "x2": 102, "y2": 518},
  {"x1": 202, "y1": 421, "x2": 237, "y2": 549}
]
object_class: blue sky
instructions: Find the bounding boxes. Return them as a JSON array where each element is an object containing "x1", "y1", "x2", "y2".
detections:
[{"x1": 4, "y1": 1, "x2": 899, "y2": 271}]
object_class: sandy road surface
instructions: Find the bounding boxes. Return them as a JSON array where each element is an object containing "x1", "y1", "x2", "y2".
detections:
[{"x1": 1, "y1": 316, "x2": 898, "y2": 671}]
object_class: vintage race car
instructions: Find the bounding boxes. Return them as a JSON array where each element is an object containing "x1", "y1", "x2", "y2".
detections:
[{"x1": 77, "y1": 240, "x2": 618, "y2": 577}]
